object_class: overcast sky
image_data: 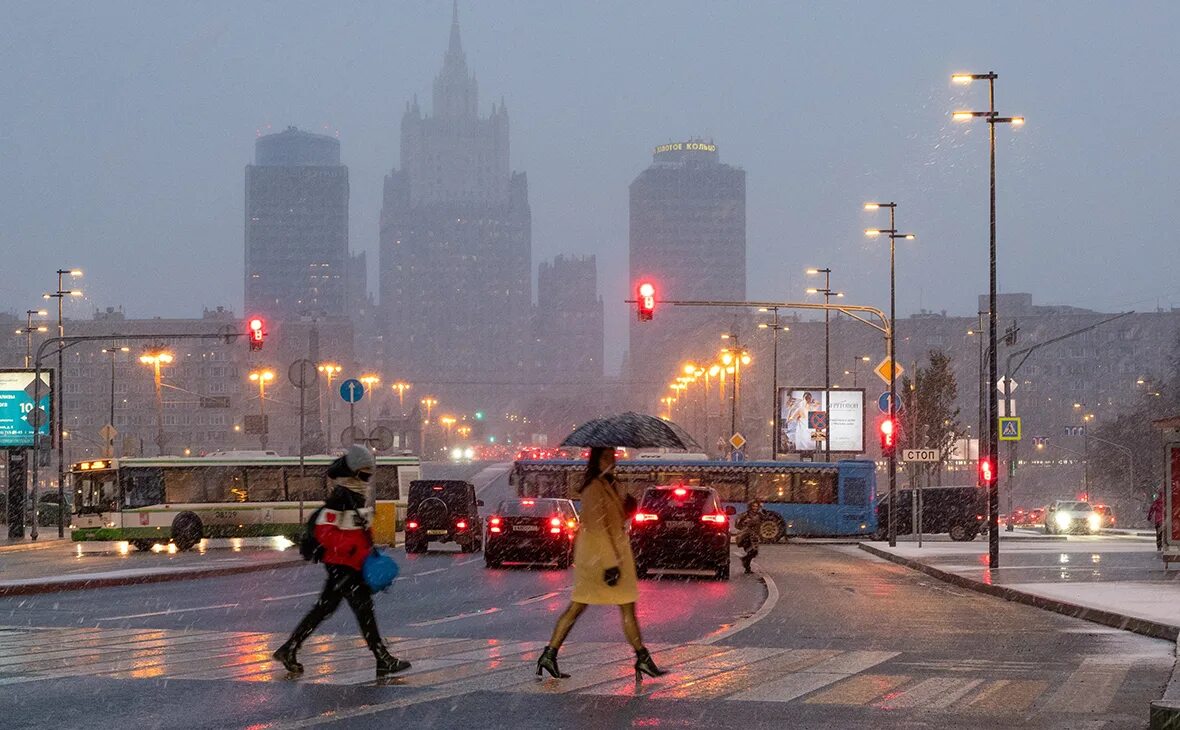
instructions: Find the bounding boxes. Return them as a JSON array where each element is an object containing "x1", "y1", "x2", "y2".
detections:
[{"x1": 3, "y1": 1, "x2": 1178, "y2": 373}]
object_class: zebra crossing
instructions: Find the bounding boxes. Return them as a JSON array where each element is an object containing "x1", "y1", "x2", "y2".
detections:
[{"x1": 0, "y1": 624, "x2": 1167, "y2": 718}]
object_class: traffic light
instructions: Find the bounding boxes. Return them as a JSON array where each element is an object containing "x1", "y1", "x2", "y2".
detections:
[
  {"x1": 247, "y1": 317, "x2": 266, "y2": 351},
  {"x1": 636, "y1": 281, "x2": 656, "y2": 321},
  {"x1": 979, "y1": 456, "x2": 996, "y2": 487},
  {"x1": 878, "y1": 418, "x2": 896, "y2": 457}
]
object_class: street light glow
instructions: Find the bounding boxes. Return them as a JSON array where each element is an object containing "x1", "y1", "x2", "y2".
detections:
[
  {"x1": 805, "y1": 288, "x2": 819, "y2": 294},
  {"x1": 1010, "y1": 116, "x2": 1026, "y2": 126},
  {"x1": 951, "y1": 74, "x2": 974, "y2": 84},
  {"x1": 862, "y1": 203, "x2": 879, "y2": 210},
  {"x1": 952, "y1": 111, "x2": 974, "y2": 121},
  {"x1": 864, "y1": 229, "x2": 882, "y2": 237}
]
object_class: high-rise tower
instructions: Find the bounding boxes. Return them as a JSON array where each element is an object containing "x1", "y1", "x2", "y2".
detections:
[
  {"x1": 244, "y1": 127, "x2": 349, "y2": 321},
  {"x1": 379, "y1": 3, "x2": 531, "y2": 412}
]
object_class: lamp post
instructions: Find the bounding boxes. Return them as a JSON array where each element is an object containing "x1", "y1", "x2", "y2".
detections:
[
  {"x1": 317, "y1": 363, "x2": 342, "y2": 450},
  {"x1": 360, "y1": 374, "x2": 380, "y2": 428},
  {"x1": 807, "y1": 269, "x2": 844, "y2": 462},
  {"x1": 758, "y1": 308, "x2": 790, "y2": 458},
  {"x1": 391, "y1": 381, "x2": 411, "y2": 413},
  {"x1": 420, "y1": 396, "x2": 438, "y2": 457},
  {"x1": 952, "y1": 70, "x2": 1025, "y2": 568},
  {"x1": 43, "y1": 268, "x2": 82, "y2": 538},
  {"x1": 720, "y1": 333, "x2": 752, "y2": 456},
  {"x1": 100, "y1": 347, "x2": 129, "y2": 457},
  {"x1": 17, "y1": 310, "x2": 49, "y2": 368},
  {"x1": 440, "y1": 415, "x2": 456, "y2": 448},
  {"x1": 865, "y1": 203, "x2": 915, "y2": 548},
  {"x1": 140, "y1": 350, "x2": 174, "y2": 456},
  {"x1": 845, "y1": 355, "x2": 870, "y2": 388},
  {"x1": 248, "y1": 368, "x2": 275, "y2": 449}
]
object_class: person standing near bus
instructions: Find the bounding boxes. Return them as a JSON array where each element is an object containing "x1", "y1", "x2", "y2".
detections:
[
  {"x1": 536, "y1": 446, "x2": 666, "y2": 681},
  {"x1": 736, "y1": 499, "x2": 767, "y2": 573},
  {"x1": 273, "y1": 445, "x2": 410, "y2": 678}
]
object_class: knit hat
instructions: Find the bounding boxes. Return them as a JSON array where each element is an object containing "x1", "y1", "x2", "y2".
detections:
[{"x1": 327, "y1": 445, "x2": 376, "y2": 490}]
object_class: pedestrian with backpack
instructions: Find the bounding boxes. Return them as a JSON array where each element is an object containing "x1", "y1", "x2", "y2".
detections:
[{"x1": 273, "y1": 445, "x2": 410, "y2": 678}]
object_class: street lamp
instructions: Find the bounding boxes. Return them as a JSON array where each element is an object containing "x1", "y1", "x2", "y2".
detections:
[
  {"x1": 391, "y1": 381, "x2": 411, "y2": 412},
  {"x1": 720, "y1": 333, "x2": 752, "y2": 455},
  {"x1": 360, "y1": 374, "x2": 380, "y2": 427},
  {"x1": 248, "y1": 368, "x2": 275, "y2": 449},
  {"x1": 806, "y1": 268, "x2": 844, "y2": 462},
  {"x1": 43, "y1": 268, "x2": 82, "y2": 538},
  {"x1": 100, "y1": 347, "x2": 129, "y2": 457},
  {"x1": 16, "y1": 310, "x2": 49, "y2": 368},
  {"x1": 440, "y1": 415, "x2": 457, "y2": 447},
  {"x1": 317, "y1": 363, "x2": 342, "y2": 449},
  {"x1": 758, "y1": 308, "x2": 789, "y2": 459},
  {"x1": 952, "y1": 70, "x2": 1025, "y2": 568},
  {"x1": 865, "y1": 203, "x2": 915, "y2": 548},
  {"x1": 140, "y1": 350, "x2": 174, "y2": 456},
  {"x1": 420, "y1": 396, "x2": 438, "y2": 457},
  {"x1": 845, "y1": 355, "x2": 870, "y2": 387}
]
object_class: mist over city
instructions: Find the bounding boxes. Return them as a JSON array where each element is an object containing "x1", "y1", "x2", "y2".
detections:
[{"x1": 1, "y1": 3, "x2": 1179, "y2": 729}]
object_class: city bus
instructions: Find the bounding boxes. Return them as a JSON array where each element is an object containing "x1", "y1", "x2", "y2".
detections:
[
  {"x1": 70, "y1": 453, "x2": 421, "y2": 551},
  {"x1": 509, "y1": 457, "x2": 877, "y2": 540}
]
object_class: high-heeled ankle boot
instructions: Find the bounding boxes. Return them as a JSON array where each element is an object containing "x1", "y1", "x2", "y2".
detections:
[
  {"x1": 634, "y1": 647, "x2": 667, "y2": 681},
  {"x1": 536, "y1": 646, "x2": 570, "y2": 678},
  {"x1": 273, "y1": 642, "x2": 304, "y2": 675},
  {"x1": 375, "y1": 646, "x2": 411, "y2": 677}
]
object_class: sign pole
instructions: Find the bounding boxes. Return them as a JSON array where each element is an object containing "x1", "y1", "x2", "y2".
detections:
[{"x1": 6, "y1": 450, "x2": 27, "y2": 539}]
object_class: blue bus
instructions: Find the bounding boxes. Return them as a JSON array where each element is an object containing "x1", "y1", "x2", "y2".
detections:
[{"x1": 509, "y1": 457, "x2": 877, "y2": 540}]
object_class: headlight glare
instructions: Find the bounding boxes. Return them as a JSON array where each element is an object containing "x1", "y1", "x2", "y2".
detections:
[{"x1": 1055, "y1": 512, "x2": 1071, "y2": 528}]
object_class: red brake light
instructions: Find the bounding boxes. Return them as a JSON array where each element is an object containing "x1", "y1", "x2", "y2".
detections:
[
  {"x1": 550, "y1": 527, "x2": 561, "y2": 534},
  {"x1": 433, "y1": 485, "x2": 445, "y2": 491},
  {"x1": 521, "y1": 499, "x2": 535, "y2": 505},
  {"x1": 549, "y1": 517, "x2": 561, "y2": 527},
  {"x1": 701, "y1": 513, "x2": 727, "y2": 525},
  {"x1": 489, "y1": 517, "x2": 501, "y2": 526},
  {"x1": 633, "y1": 513, "x2": 659, "y2": 523},
  {"x1": 407, "y1": 521, "x2": 418, "y2": 530},
  {"x1": 456, "y1": 520, "x2": 467, "y2": 530},
  {"x1": 673, "y1": 487, "x2": 687, "y2": 497}
]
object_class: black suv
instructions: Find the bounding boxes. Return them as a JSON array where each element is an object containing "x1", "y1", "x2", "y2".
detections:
[
  {"x1": 404, "y1": 480, "x2": 483, "y2": 553},
  {"x1": 875, "y1": 485, "x2": 987, "y2": 542},
  {"x1": 630, "y1": 486, "x2": 734, "y2": 580},
  {"x1": 484, "y1": 498, "x2": 579, "y2": 569}
]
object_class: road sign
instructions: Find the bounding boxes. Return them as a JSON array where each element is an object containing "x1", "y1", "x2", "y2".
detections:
[
  {"x1": 729, "y1": 432, "x2": 747, "y2": 450},
  {"x1": 0, "y1": 370, "x2": 52, "y2": 449},
  {"x1": 340, "y1": 378, "x2": 364, "y2": 403},
  {"x1": 996, "y1": 376, "x2": 1018, "y2": 394},
  {"x1": 903, "y1": 448, "x2": 939, "y2": 462},
  {"x1": 807, "y1": 411, "x2": 828, "y2": 431},
  {"x1": 997, "y1": 399, "x2": 1016, "y2": 418},
  {"x1": 289, "y1": 359, "x2": 318, "y2": 389},
  {"x1": 876, "y1": 392, "x2": 905, "y2": 414},
  {"x1": 243, "y1": 414, "x2": 269, "y2": 435},
  {"x1": 340, "y1": 425, "x2": 366, "y2": 448},
  {"x1": 999, "y1": 417, "x2": 1022, "y2": 441},
  {"x1": 99, "y1": 424, "x2": 118, "y2": 442},
  {"x1": 370, "y1": 426, "x2": 395, "y2": 452},
  {"x1": 874, "y1": 358, "x2": 904, "y2": 384}
]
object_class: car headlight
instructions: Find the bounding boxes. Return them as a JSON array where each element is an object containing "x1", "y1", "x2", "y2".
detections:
[
  {"x1": 1055, "y1": 512, "x2": 1071, "y2": 528},
  {"x1": 1088, "y1": 513, "x2": 1101, "y2": 530}
]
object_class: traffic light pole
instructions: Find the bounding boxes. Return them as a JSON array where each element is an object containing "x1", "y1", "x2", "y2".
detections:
[{"x1": 26, "y1": 331, "x2": 248, "y2": 541}]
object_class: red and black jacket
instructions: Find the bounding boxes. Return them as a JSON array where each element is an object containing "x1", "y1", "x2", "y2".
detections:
[{"x1": 314, "y1": 485, "x2": 373, "y2": 571}]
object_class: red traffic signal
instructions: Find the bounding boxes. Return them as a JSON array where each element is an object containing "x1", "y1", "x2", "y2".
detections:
[
  {"x1": 637, "y1": 281, "x2": 656, "y2": 321},
  {"x1": 878, "y1": 418, "x2": 896, "y2": 457},
  {"x1": 978, "y1": 457, "x2": 996, "y2": 487},
  {"x1": 247, "y1": 317, "x2": 266, "y2": 351}
]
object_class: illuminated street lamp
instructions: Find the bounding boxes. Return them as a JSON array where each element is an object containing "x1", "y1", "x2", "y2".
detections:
[
  {"x1": 391, "y1": 381, "x2": 412, "y2": 412},
  {"x1": 758, "y1": 308, "x2": 790, "y2": 459},
  {"x1": 420, "y1": 396, "x2": 438, "y2": 458},
  {"x1": 806, "y1": 268, "x2": 844, "y2": 462},
  {"x1": 140, "y1": 350, "x2": 174, "y2": 455},
  {"x1": 248, "y1": 368, "x2": 275, "y2": 449},
  {"x1": 865, "y1": 202, "x2": 915, "y2": 548},
  {"x1": 100, "y1": 346, "x2": 130, "y2": 456},
  {"x1": 317, "y1": 363, "x2": 342, "y2": 448},
  {"x1": 440, "y1": 415, "x2": 457, "y2": 447},
  {"x1": 16, "y1": 309, "x2": 49, "y2": 368},
  {"x1": 845, "y1": 355, "x2": 871, "y2": 387},
  {"x1": 951, "y1": 70, "x2": 1025, "y2": 568},
  {"x1": 360, "y1": 374, "x2": 380, "y2": 427},
  {"x1": 719, "y1": 333, "x2": 752, "y2": 455}
]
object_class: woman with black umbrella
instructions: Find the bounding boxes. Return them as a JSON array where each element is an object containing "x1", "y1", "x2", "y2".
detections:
[{"x1": 536, "y1": 446, "x2": 666, "y2": 681}]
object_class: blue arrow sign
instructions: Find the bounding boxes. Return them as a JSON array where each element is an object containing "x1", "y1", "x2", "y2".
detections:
[
  {"x1": 877, "y1": 392, "x2": 904, "y2": 414},
  {"x1": 340, "y1": 378, "x2": 364, "y2": 403}
]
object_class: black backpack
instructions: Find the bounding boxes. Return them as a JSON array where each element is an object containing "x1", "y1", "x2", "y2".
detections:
[{"x1": 299, "y1": 507, "x2": 325, "y2": 563}]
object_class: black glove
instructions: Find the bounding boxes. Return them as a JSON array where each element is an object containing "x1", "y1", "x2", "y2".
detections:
[{"x1": 603, "y1": 566, "x2": 621, "y2": 586}]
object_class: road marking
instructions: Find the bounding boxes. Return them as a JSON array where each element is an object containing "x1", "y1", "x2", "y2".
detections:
[
  {"x1": 513, "y1": 591, "x2": 561, "y2": 606},
  {"x1": 965, "y1": 679, "x2": 1049, "y2": 713},
  {"x1": 455, "y1": 556, "x2": 481, "y2": 566},
  {"x1": 406, "y1": 606, "x2": 502, "y2": 627},
  {"x1": 95, "y1": 603, "x2": 240, "y2": 621},
  {"x1": 261, "y1": 591, "x2": 320, "y2": 602},
  {"x1": 803, "y1": 673, "x2": 909, "y2": 705},
  {"x1": 701, "y1": 573, "x2": 779, "y2": 645},
  {"x1": 1047, "y1": 658, "x2": 1133, "y2": 713},
  {"x1": 727, "y1": 650, "x2": 900, "y2": 703},
  {"x1": 408, "y1": 567, "x2": 448, "y2": 577},
  {"x1": 874, "y1": 677, "x2": 981, "y2": 709}
]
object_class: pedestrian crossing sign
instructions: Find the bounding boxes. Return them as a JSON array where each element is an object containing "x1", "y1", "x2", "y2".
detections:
[{"x1": 999, "y1": 417, "x2": 1022, "y2": 441}]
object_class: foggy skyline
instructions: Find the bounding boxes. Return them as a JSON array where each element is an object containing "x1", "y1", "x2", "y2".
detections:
[{"x1": 3, "y1": 1, "x2": 1178, "y2": 374}]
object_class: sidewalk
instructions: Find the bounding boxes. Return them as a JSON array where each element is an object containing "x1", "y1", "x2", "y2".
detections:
[{"x1": 0, "y1": 540, "x2": 304, "y2": 596}]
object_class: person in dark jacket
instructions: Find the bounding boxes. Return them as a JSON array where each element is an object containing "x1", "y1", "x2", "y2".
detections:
[
  {"x1": 736, "y1": 500, "x2": 767, "y2": 574},
  {"x1": 273, "y1": 445, "x2": 410, "y2": 677},
  {"x1": 1148, "y1": 492, "x2": 1165, "y2": 550}
]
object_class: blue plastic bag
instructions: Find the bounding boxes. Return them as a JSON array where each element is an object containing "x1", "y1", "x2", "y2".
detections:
[{"x1": 363, "y1": 549, "x2": 400, "y2": 592}]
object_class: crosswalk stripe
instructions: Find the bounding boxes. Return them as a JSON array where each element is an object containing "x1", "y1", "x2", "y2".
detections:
[
  {"x1": 803, "y1": 673, "x2": 910, "y2": 705},
  {"x1": 727, "y1": 651, "x2": 899, "y2": 703},
  {"x1": 578, "y1": 647, "x2": 768, "y2": 697},
  {"x1": 965, "y1": 679, "x2": 1049, "y2": 714},
  {"x1": 1047, "y1": 658, "x2": 1133, "y2": 714},
  {"x1": 648, "y1": 649, "x2": 841, "y2": 701},
  {"x1": 874, "y1": 677, "x2": 980, "y2": 710}
]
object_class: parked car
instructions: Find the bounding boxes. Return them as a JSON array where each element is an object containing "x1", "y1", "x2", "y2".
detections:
[
  {"x1": 630, "y1": 486, "x2": 734, "y2": 580},
  {"x1": 1092, "y1": 504, "x2": 1116, "y2": 528},
  {"x1": 404, "y1": 480, "x2": 483, "y2": 553},
  {"x1": 1026, "y1": 507, "x2": 1045, "y2": 526},
  {"x1": 875, "y1": 485, "x2": 988, "y2": 542},
  {"x1": 1043, "y1": 500, "x2": 1100, "y2": 535},
  {"x1": 484, "y1": 498, "x2": 578, "y2": 568}
]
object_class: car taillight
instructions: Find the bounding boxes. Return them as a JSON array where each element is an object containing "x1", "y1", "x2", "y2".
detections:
[
  {"x1": 566, "y1": 519, "x2": 577, "y2": 530},
  {"x1": 976, "y1": 514, "x2": 984, "y2": 521},
  {"x1": 673, "y1": 487, "x2": 687, "y2": 497},
  {"x1": 633, "y1": 513, "x2": 659, "y2": 523},
  {"x1": 490, "y1": 517, "x2": 502, "y2": 526},
  {"x1": 522, "y1": 500, "x2": 535, "y2": 505},
  {"x1": 701, "y1": 513, "x2": 727, "y2": 525},
  {"x1": 407, "y1": 521, "x2": 418, "y2": 530},
  {"x1": 489, "y1": 516, "x2": 501, "y2": 534},
  {"x1": 456, "y1": 520, "x2": 468, "y2": 530}
]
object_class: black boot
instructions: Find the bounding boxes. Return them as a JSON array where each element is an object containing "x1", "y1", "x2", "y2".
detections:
[
  {"x1": 634, "y1": 647, "x2": 667, "y2": 681},
  {"x1": 273, "y1": 642, "x2": 304, "y2": 675},
  {"x1": 741, "y1": 554, "x2": 752, "y2": 574},
  {"x1": 536, "y1": 646, "x2": 570, "y2": 679},
  {"x1": 375, "y1": 646, "x2": 411, "y2": 677}
]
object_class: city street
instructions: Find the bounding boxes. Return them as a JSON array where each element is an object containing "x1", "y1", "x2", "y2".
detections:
[{"x1": 0, "y1": 536, "x2": 1171, "y2": 728}]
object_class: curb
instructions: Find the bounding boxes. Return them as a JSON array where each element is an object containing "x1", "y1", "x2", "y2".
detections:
[
  {"x1": 1150, "y1": 637, "x2": 1180, "y2": 730},
  {"x1": 0, "y1": 539, "x2": 69, "y2": 554},
  {"x1": 0, "y1": 557, "x2": 305, "y2": 597}
]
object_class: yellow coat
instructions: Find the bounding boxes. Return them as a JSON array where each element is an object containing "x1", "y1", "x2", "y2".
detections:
[{"x1": 571, "y1": 477, "x2": 638, "y2": 605}]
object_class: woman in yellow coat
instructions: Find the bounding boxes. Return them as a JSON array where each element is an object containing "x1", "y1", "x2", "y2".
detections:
[{"x1": 536, "y1": 447, "x2": 667, "y2": 681}]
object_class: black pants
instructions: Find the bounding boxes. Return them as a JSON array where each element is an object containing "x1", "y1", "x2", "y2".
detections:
[
  {"x1": 286, "y1": 565, "x2": 384, "y2": 654},
  {"x1": 1158, "y1": 525, "x2": 1165, "y2": 550},
  {"x1": 740, "y1": 546, "x2": 759, "y2": 569}
]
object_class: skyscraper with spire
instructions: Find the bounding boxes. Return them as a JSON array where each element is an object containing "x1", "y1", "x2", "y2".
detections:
[{"x1": 379, "y1": 3, "x2": 531, "y2": 415}]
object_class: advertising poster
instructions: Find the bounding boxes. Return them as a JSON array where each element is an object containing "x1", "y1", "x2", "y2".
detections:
[
  {"x1": 0, "y1": 370, "x2": 53, "y2": 449},
  {"x1": 778, "y1": 388, "x2": 864, "y2": 454}
]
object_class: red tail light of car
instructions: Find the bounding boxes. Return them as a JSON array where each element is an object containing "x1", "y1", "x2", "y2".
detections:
[
  {"x1": 673, "y1": 487, "x2": 688, "y2": 497},
  {"x1": 456, "y1": 520, "x2": 468, "y2": 530},
  {"x1": 406, "y1": 521, "x2": 419, "y2": 530},
  {"x1": 632, "y1": 512, "x2": 659, "y2": 523},
  {"x1": 701, "y1": 513, "x2": 728, "y2": 525},
  {"x1": 489, "y1": 516, "x2": 502, "y2": 534}
]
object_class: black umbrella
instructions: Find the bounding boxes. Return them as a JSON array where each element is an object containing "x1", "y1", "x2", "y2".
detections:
[{"x1": 560, "y1": 412, "x2": 702, "y2": 451}]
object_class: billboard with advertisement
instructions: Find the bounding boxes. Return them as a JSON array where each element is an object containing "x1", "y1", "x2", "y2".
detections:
[
  {"x1": 0, "y1": 369, "x2": 53, "y2": 449},
  {"x1": 778, "y1": 388, "x2": 864, "y2": 454}
]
